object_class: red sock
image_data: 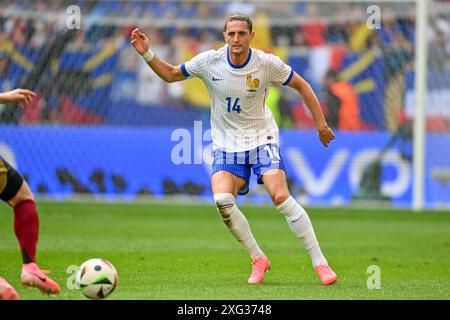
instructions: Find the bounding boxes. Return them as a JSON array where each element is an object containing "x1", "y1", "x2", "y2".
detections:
[{"x1": 13, "y1": 199, "x2": 39, "y2": 264}]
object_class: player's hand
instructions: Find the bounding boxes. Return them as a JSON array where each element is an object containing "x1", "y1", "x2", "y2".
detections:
[
  {"x1": 131, "y1": 28, "x2": 150, "y2": 55},
  {"x1": 318, "y1": 125, "x2": 335, "y2": 147},
  {"x1": 0, "y1": 88, "x2": 36, "y2": 107}
]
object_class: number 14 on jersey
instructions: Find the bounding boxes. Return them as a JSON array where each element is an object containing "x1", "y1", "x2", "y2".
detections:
[{"x1": 226, "y1": 97, "x2": 241, "y2": 114}]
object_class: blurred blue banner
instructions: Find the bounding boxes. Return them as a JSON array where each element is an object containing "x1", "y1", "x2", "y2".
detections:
[{"x1": 0, "y1": 125, "x2": 448, "y2": 208}]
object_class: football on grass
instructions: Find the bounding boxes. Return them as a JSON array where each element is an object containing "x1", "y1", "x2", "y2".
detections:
[{"x1": 76, "y1": 258, "x2": 118, "y2": 299}]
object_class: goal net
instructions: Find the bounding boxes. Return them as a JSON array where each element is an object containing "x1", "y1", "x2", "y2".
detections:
[{"x1": 0, "y1": 0, "x2": 448, "y2": 209}]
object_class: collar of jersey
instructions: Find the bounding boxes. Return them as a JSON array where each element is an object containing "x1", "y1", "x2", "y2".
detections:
[{"x1": 227, "y1": 47, "x2": 252, "y2": 69}]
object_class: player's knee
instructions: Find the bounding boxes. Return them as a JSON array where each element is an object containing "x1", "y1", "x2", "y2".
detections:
[
  {"x1": 213, "y1": 193, "x2": 235, "y2": 218},
  {"x1": 271, "y1": 191, "x2": 290, "y2": 206},
  {"x1": 10, "y1": 182, "x2": 34, "y2": 207}
]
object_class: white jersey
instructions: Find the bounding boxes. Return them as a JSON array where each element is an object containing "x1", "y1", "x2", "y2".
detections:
[{"x1": 182, "y1": 45, "x2": 293, "y2": 152}]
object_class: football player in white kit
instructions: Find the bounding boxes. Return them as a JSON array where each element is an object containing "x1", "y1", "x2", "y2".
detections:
[{"x1": 131, "y1": 13, "x2": 337, "y2": 285}]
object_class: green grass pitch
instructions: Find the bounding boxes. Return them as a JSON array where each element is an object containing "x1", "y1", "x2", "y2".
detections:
[{"x1": 0, "y1": 201, "x2": 449, "y2": 300}]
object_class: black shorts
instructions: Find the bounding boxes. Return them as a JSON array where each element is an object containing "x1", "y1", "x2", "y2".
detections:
[{"x1": 0, "y1": 156, "x2": 23, "y2": 202}]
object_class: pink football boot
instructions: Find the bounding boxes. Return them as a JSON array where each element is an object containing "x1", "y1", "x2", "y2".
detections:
[
  {"x1": 21, "y1": 263, "x2": 60, "y2": 294},
  {"x1": 247, "y1": 257, "x2": 270, "y2": 284},
  {"x1": 315, "y1": 264, "x2": 337, "y2": 285},
  {"x1": 0, "y1": 277, "x2": 19, "y2": 300}
]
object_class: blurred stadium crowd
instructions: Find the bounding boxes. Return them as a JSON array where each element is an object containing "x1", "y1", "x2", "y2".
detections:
[{"x1": 0, "y1": 0, "x2": 449, "y2": 132}]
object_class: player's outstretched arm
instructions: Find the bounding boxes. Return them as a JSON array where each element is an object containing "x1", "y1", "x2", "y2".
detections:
[
  {"x1": 288, "y1": 72, "x2": 335, "y2": 147},
  {"x1": 0, "y1": 89, "x2": 36, "y2": 107},
  {"x1": 131, "y1": 28, "x2": 186, "y2": 83}
]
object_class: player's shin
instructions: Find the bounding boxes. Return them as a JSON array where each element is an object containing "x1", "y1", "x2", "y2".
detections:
[
  {"x1": 214, "y1": 193, "x2": 265, "y2": 259},
  {"x1": 276, "y1": 196, "x2": 328, "y2": 267},
  {"x1": 13, "y1": 199, "x2": 39, "y2": 264}
]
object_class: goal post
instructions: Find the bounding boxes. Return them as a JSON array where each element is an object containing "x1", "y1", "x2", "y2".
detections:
[{"x1": 413, "y1": 0, "x2": 427, "y2": 211}]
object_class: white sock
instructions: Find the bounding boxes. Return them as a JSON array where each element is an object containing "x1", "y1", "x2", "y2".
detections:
[
  {"x1": 276, "y1": 196, "x2": 328, "y2": 267},
  {"x1": 214, "y1": 193, "x2": 265, "y2": 259}
]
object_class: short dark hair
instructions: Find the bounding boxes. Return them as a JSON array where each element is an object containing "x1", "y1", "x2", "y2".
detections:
[{"x1": 224, "y1": 13, "x2": 253, "y2": 33}]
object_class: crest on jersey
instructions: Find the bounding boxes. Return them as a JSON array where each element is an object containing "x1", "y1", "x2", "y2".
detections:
[{"x1": 246, "y1": 75, "x2": 260, "y2": 93}]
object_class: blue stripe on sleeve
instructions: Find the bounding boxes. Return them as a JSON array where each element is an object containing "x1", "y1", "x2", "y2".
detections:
[
  {"x1": 181, "y1": 63, "x2": 190, "y2": 77},
  {"x1": 282, "y1": 68, "x2": 294, "y2": 86}
]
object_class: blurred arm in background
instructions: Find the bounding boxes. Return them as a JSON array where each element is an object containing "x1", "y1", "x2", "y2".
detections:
[{"x1": 0, "y1": 89, "x2": 36, "y2": 107}]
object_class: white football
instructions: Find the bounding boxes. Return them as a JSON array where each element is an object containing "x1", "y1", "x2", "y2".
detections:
[{"x1": 76, "y1": 258, "x2": 118, "y2": 299}]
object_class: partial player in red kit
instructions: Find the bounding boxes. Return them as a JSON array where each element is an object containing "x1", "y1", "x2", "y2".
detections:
[{"x1": 0, "y1": 89, "x2": 60, "y2": 300}]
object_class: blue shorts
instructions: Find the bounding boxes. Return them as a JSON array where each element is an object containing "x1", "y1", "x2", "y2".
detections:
[{"x1": 211, "y1": 143, "x2": 286, "y2": 196}]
